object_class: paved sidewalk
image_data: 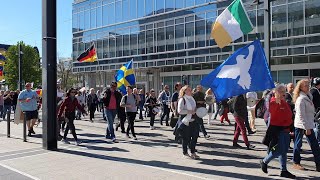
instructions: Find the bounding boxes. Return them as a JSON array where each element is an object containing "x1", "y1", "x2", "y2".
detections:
[{"x1": 0, "y1": 111, "x2": 319, "y2": 179}]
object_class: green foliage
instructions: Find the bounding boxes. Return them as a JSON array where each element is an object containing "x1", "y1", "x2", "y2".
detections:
[{"x1": 5, "y1": 42, "x2": 41, "y2": 90}]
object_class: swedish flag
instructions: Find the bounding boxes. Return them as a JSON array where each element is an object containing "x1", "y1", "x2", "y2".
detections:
[{"x1": 115, "y1": 60, "x2": 135, "y2": 94}]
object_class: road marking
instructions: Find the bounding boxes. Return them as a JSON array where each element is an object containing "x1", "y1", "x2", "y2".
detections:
[
  {"x1": 0, "y1": 151, "x2": 50, "y2": 162},
  {"x1": 0, "y1": 149, "x2": 43, "y2": 159},
  {"x1": 0, "y1": 162, "x2": 40, "y2": 180},
  {"x1": 141, "y1": 164, "x2": 209, "y2": 179}
]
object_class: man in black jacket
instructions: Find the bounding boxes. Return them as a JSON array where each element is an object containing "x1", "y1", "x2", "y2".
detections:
[
  {"x1": 311, "y1": 78, "x2": 320, "y2": 144},
  {"x1": 103, "y1": 82, "x2": 122, "y2": 142}
]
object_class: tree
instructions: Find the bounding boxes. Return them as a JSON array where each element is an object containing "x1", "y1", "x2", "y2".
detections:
[
  {"x1": 57, "y1": 58, "x2": 77, "y2": 91},
  {"x1": 5, "y1": 42, "x2": 41, "y2": 90}
]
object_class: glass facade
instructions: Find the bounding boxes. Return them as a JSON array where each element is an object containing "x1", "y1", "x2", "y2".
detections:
[{"x1": 72, "y1": 0, "x2": 320, "y2": 90}]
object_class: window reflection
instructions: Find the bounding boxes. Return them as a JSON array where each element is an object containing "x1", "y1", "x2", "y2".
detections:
[
  {"x1": 305, "y1": 0, "x2": 320, "y2": 34},
  {"x1": 288, "y1": 2, "x2": 304, "y2": 36},
  {"x1": 272, "y1": 5, "x2": 287, "y2": 38}
]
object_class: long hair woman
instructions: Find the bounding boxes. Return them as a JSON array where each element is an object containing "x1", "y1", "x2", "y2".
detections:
[
  {"x1": 58, "y1": 88, "x2": 87, "y2": 145},
  {"x1": 177, "y1": 85, "x2": 199, "y2": 159},
  {"x1": 292, "y1": 79, "x2": 320, "y2": 172},
  {"x1": 260, "y1": 84, "x2": 296, "y2": 178}
]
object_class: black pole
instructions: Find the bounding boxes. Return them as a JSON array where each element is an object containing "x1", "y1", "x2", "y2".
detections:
[
  {"x1": 264, "y1": 0, "x2": 271, "y2": 70},
  {"x1": 6, "y1": 110, "x2": 10, "y2": 138},
  {"x1": 18, "y1": 43, "x2": 27, "y2": 142},
  {"x1": 42, "y1": 0, "x2": 57, "y2": 150}
]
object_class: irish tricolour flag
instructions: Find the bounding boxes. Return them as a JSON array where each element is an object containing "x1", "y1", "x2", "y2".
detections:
[{"x1": 211, "y1": 0, "x2": 253, "y2": 48}]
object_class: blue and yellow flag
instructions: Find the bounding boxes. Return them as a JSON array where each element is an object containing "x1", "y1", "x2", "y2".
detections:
[{"x1": 115, "y1": 59, "x2": 135, "y2": 94}]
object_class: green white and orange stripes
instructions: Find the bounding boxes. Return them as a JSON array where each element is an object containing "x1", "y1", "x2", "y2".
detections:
[{"x1": 211, "y1": 0, "x2": 253, "y2": 48}]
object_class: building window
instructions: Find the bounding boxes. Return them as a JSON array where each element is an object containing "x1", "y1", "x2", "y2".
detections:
[
  {"x1": 293, "y1": 69, "x2": 309, "y2": 76},
  {"x1": 288, "y1": 2, "x2": 304, "y2": 36},
  {"x1": 278, "y1": 70, "x2": 292, "y2": 84},
  {"x1": 305, "y1": 0, "x2": 320, "y2": 34},
  {"x1": 272, "y1": 5, "x2": 287, "y2": 38}
]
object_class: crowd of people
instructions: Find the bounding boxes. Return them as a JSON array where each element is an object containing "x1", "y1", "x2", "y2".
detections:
[{"x1": 5, "y1": 77, "x2": 320, "y2": 179}]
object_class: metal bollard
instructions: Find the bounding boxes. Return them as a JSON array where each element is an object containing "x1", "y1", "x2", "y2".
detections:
[
  {"x1": 23, "y1": 112, "x2": 27, "y2": 142},
  {"x1": 6, "y1": 110, "x2": 10, "y2": 138}
]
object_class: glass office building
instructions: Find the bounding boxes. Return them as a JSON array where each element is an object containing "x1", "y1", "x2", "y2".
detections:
[{"x1": 72, "y1": 0, "x2": 320, "y2": 92}]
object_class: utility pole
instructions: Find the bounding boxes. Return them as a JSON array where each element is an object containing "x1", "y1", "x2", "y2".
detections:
[
  {"x1": 264, "y1": 0, "x2": 271, "y2": 69},
  {"x1": 18, "y1": 43, "x2": 23, "y2": 90},
  {"x1": 42, "y1": 0, "x2": 57, "y2": 150}
]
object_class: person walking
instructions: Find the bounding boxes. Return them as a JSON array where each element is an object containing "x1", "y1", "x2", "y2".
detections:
[
  {"x1": 120, "y1": 86, "x2": 138, "y2": 140},
  {"x1": 102, "y1": 82, "x2": 122, "y2": 142},
  {"x1": 87, "y1": 88, "x2": 98, "y2": 122},
  {"x1": 232, "y1": 94, "x2": 255, "y2": 150},
  {"x1": 145, "y1": 89, "x2": 158, "y2": 130},
  {"x1": 138, "y1": 89, "x2": 145, "y2": 120},
  {"x1": 11, "y1": 90, "x2": 19, "y2": 113},
  {"x1": 171, "y1": 82, "x2": 182, "y2": 128},
  {"x1": 193, "y1": 85, "x2": 210, "y2": 139},
  {"x1": 58, "y1": 88, "x2": 87, "y2": 145},
  {"x1": 220, "y1": 99, "x2": 231, "y2": 125},
  {"x1": 18, "y1": 83, "x2": 39, "y2": 136},
  {"x1": 285, "y1": 83, "x2": 295, "y2": 141},
  {"x1": 158, "y1": 85, "x2": 171, "y2": 126},
  {"x1": 115, "y1": 91, "x2": 126, "y2": 133},
  {"x1": 3, "y1": 91, "x2": 13, "y2": 120},
  {"x1": 177, "y1": 85, "x2": 199, "y2": 159},
  {"x1": 260, "y1": 84, "x2": 296, "y2": 179},
  {"x1": 205, "y1": 88, "x2": 215, "y2": 125},
  {"x1": 246, "y1": 91, "x2": 258, "y2": 131},
  {"x1": 310, "y1": 77, "x2": 320, "y2": 144},
  {"x1": 292, "y1": 79, "x2": 320, "y2": 172},
  {"x1": 0, "y1": 91, "x2": 4, "y2": 119},
  {"x1": 75, "y1": 91, "x2": 85, "y2": 120}
]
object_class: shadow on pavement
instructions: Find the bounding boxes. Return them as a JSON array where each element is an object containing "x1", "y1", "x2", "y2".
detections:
[{"x1": 58, "y1": 148, "x2": 270, "y2": 180}]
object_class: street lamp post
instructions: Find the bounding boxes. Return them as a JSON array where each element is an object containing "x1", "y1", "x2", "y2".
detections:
[
  {"x1": 263, "y1": 0, "x2": 271, "y2": 69},
  {"x1": 18, "y1": 43, "x2": 23, "y2": 90},
  {"x1": 42, "y1": 0, "x2": 57, "y2": 150}
]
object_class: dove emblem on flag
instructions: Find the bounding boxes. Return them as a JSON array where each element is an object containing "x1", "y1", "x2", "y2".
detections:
[{"x1": 217, "y1": 45, "x2": 254, "y2": 89}]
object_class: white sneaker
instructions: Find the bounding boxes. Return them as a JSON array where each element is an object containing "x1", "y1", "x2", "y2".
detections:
[
  {"x1": 61, "y1": 139, "x2": 70, "y2": 144},
  {"x1": 150, "y1": 126, "x2": 155, "y2": 130}
]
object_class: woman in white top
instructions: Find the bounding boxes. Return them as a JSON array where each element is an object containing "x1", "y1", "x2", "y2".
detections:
[
  {"x1": 205, "y1": 88, "x2": 215, "y2": 125},
  {"x1": 292, "y1": 79, "x2": 320, "y2": 172},
  {"x1": 177, "y1": 85, "x2": 199, "y2": 159}
]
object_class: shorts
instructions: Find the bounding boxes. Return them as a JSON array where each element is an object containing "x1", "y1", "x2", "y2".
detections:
[{"x1": 24, "y1": 110, "x2": 38, "y2": 121}]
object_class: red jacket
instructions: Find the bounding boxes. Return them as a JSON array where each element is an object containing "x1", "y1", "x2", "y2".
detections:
[
  {"x1": 58, "y1": 97, "x2": 85, "y2": 118},
  {"x1": 269, "y1": 97, "x2": 293, "y2": 127}
]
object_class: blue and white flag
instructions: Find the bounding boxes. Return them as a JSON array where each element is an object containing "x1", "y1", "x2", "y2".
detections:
[{"x1": 201, "y1": 40, "x2": 275, "y2": 102}]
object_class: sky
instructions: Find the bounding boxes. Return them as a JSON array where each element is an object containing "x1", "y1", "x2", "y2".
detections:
[{"x1": 0, "y1": 0, "x2": 73, "y2": 58}]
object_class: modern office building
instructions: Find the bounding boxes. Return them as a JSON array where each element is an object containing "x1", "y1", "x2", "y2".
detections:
[{"x1": 72, "y1": 0, "x2": 320, "y2": 93}]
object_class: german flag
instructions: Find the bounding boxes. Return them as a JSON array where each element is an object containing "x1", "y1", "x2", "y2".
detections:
[{"x1": 77, "y1": 43, "x2": 97, "y2": 62}]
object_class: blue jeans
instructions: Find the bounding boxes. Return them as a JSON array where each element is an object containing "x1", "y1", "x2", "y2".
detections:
[
  {"x1": 314, "y1": 122, "x2": 320, "y2": 145},
  {"x1": 3, "y1": 105, "x2": 11, "y2": 120},
  {"x1": 293, "y1": 128, "x2": 320, "y2": 164},
  {"x1": 105, "y1": 109, "x2": 117, "y2": 139},
  {"x1": 263, "y1": 131, "x2": 290, "y2": 171}
]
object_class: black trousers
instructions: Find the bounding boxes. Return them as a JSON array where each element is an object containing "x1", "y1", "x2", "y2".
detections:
[
  {"x1": 63, "y1": 112, "x2": 78, "y2": 141},
  {"x1": 150, "y1": 114, "x2": 155, "y2": 127},
  {"x1": 182, "y1": 121, "x2": 199, "y2": 154},
  {"x1": 160, "y1": 105, "x2": 170, "y2": 124},
  {"x1": 89, "y1": 105, "x2": 96, "y2": 120},
  {"x1": 126, "y1": 112, "x2": 136, "y2": 137},
  {"x1": 117, "y1": 114, "x2": 126, "y2": 132},
  {"x1": 196, "y1": 116, "x2": 207, "y2": 136}
]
